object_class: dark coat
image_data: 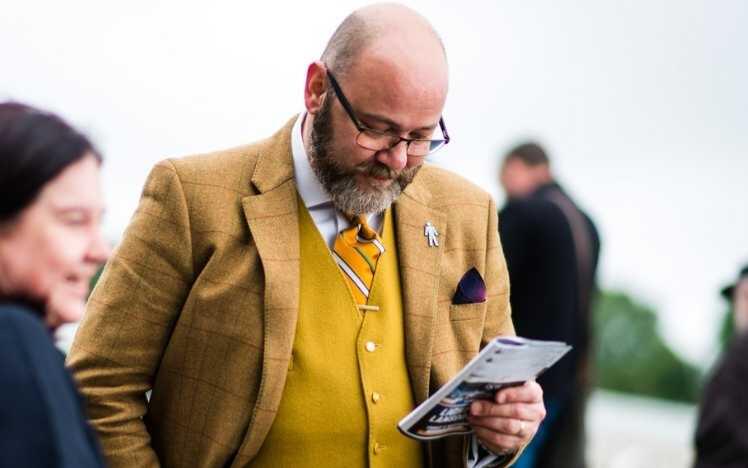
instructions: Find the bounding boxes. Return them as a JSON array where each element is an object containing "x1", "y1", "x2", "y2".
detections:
[
  {"x1": 0, "y1": 302, "x2": 103, "y2": 468},
  {"x1": 499, "y1": 182, "x2": 600, "y2": 400},
  {"x1": 694, "y1": 332, "x2": 748, "y2": 468}
]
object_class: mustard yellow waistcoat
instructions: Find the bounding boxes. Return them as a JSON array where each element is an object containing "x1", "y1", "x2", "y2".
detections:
[{"x1": 250, "y1": 204, "x2": 423, "y2": 467}]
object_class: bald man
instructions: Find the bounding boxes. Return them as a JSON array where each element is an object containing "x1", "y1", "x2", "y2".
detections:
[{"x1": 68, "y1": 4, "x2": 545, "y2": 467}]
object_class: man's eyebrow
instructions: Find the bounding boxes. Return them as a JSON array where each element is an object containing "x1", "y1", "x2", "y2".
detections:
[{"x1": 358, "y1": 111, "x2": 438, "y2": 133}]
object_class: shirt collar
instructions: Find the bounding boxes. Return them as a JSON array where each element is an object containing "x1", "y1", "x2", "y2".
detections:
[{"x1": 291, "y1": 113, "x2": 331, "y2": 208}]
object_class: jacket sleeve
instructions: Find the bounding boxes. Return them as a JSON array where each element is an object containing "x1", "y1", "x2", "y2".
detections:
[
  {"x1": 482, "y1": 197, "x2": 515, "y2": 346},
  {"x1": 468, "y1": 198, "x2": 523, "y2": 468},
  {"x1": 67, "y1": 160, "x2": 194, "y2": 468}
]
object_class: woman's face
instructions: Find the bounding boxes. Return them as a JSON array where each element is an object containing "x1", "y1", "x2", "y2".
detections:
[{"x1": 0, "y1": 153, "x2": 109, "y2": 329}]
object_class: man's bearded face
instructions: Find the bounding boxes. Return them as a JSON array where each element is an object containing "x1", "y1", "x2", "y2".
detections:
[{"x1": 308, "y1": 93, "x2": 420, "y2": 215}]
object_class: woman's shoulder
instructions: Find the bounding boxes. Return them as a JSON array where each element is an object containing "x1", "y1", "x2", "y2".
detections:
[
  {"x1": 0, "y1": 302, "x2": 60, "y2": 375},
  {"x1": 0, "y1": 303, "x2": 104, "y2": 467},
  {"x1": 0, "y1": 302, "x2": 51, "y2": 347}
]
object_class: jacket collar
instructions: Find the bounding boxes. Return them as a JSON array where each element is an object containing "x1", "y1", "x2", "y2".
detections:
[{"x1": 250, "y1": 117, "x2": 298, "y2": 194}]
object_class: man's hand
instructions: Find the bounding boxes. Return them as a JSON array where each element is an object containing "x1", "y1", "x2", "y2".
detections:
[{"x1": 467, "y1": 380, "x2": 546, "y2": 456}]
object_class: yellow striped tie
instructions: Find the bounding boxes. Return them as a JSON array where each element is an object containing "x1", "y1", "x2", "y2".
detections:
[{"x1": 333, "y1": 214, "x2": 385, "y2": 305}]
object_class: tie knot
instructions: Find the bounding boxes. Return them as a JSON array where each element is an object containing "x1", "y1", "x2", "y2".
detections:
[
  {"x1": 334, "y1": 212, "x2": 386, "y2": 305},
  {"x1": 347, "y1": 214, "x2": 377, "y2": 240}
]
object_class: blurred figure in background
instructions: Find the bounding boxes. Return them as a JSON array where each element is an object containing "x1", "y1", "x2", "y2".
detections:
[
  {"x1": 0, "y1": 102, "x2": 109, "y2": 467},
  {"x1": 498, "y1": 142, "x2": 600, "y2": 468},
  {"x1": 694, "y1": 265, "x2": 748, "y2": 467},
  {"x1": 720, "y1": 265, "x2": 748, "y2": 333}
]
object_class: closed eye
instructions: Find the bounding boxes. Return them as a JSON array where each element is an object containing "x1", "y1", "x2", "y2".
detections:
[{"x1": 358, "y1": 111, "x2": 437, "y2": 138}]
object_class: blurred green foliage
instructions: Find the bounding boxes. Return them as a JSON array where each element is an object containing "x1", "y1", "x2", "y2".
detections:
[
  {"x1": 87, "y1": 265, "x2": 104, "y2": 300},
  {"x1": 593, "y1": 290, "x2": 702, "y2": 403}
]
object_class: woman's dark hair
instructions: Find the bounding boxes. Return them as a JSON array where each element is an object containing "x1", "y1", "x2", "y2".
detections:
[{"x1": 0, "y1": 102, "x2": 101, "y2": 223}]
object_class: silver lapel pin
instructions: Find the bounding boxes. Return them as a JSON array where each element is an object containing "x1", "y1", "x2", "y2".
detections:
[{"x1": 424, "y1": 221, "x2": 439, "y2": 247}]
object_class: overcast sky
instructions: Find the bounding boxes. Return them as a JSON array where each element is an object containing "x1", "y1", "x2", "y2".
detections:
[{"x1": 2, "y1": 0, "x2": 746, "y2": 363}]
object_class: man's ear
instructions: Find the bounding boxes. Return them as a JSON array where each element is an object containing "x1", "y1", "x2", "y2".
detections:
[{"x1": 304, "y1": 61, "x2": 328, "y2": 115}]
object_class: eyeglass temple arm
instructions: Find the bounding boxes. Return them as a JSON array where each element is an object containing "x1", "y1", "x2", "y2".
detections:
[{"x1": 439, "y1": 117, "x2": 450, "y2": 143}]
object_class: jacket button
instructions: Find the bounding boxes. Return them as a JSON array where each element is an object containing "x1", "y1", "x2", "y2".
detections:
[
  {"x1": 373, "y1": 442, "x2": 384, "y2": 454},
  {"x1": 372, "y1": 392, "x2": 381, "y2": 403},
  {"x1": 365, "y1": 341, "x2": 376, "y2": 352}
]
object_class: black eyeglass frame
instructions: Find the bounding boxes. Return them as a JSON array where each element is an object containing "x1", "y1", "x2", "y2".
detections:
[{"x1": 325, "y1": 70, "x2": 450, "y2": 157}]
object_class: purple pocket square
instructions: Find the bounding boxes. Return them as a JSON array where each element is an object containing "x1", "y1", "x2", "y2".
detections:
[{"x1": 452, "y1": 267, "x2": 487, "y2": 305}]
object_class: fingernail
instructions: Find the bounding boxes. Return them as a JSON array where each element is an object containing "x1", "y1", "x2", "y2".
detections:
[{"x1": 470, "y1": 402, "x2": 480, "y2": 416}]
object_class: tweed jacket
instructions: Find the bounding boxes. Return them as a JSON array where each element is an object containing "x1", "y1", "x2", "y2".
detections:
[{"x1": 67, "y1": 117, "x2": 515, "y2": 468}]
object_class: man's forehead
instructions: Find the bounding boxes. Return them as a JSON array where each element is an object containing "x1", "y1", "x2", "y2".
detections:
[
  {"x1": 360, "y1": 31, "x2": 447, "y2": 76},
  {"x1": 345, "y1": 53, "x2": 447, "y2": 108}
]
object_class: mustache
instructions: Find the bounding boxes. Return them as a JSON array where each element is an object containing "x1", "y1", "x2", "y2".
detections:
[{"x1": 353, "y1": 161, "x2": 398, "y2": 180}]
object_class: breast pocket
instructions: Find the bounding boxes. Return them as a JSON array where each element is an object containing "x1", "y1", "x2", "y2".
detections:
[
  {"x1": 449, "y1": 301, "x2": 486, "y2": 322},
  {"x1": 434, "y1": 302, "x2": 486, "y2": 355}
]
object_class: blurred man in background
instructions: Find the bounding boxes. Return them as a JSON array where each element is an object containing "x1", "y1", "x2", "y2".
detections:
[
  {"x1": 694, "y1": 265, "x2": 748, "y2": 467},
  {"x1": 498, "y1": 142, "x2": 601, "y2": 468}
]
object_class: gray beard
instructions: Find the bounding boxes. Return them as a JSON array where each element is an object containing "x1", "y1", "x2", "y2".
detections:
[
  {"x1": 308, "y1": 98, "x2": 419, "y2": 215},
  {"x1": 324, "y1": 174, "x2": 401, "y2": 216}
]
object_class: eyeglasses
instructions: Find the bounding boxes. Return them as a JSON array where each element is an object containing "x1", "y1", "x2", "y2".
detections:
[{"x1": 326, "y1": 70, "x2": 450, "y2": 157}]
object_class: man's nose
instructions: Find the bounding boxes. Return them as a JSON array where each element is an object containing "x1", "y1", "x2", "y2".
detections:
[{"x1": 377, "y1": 140, "x2": 409, "y2": 171}]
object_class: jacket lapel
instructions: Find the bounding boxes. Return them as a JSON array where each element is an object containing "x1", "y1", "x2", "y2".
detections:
[
  {"x1": 237, "y1": 118, "x2": 301, "y2": 459},
  {"x1": 394, "y1": 175, "x2": 446, "y2": 404}
]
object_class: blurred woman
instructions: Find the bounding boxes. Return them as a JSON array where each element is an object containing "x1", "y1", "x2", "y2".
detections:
[{"x1": 0, "y1": 102, "x2": 109, "y2": 467}]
